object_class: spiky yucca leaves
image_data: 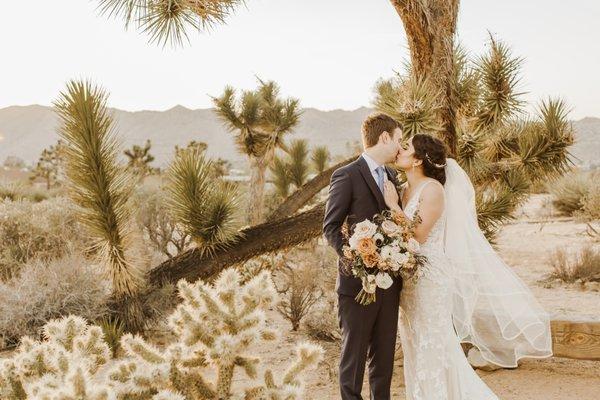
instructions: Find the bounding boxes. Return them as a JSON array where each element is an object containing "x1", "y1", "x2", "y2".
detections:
[
  {"x1": 375, "y1": 38, "x2": 574, "y2": 237},
  {"x1": 97, "y1": 0, "x2": 243, "y2": 47},
  {"x1": 373, "y1": 73, "x2": 443, "y2": 138},
  {"x1": 0, "y1": 316, "x2": 113, "y2": 400},
  {"x1": 286, "y1": 139, "x2": 310, "y2": 188},
  {"x1": 54, "y1": 80, "x2": 143, "y2": 298},
  {"x1": 473, "y1": 37, "x2": 524, "y2": 130},
  {"x1": 213, "y1": 79, "x2": 301, "y2": 224},
  {"x1": 166, "y1": 147, "x2": 242, "y2": 256},
  {"x1": 270, "y1": 156, "x2": 291, "y2": 199},
  {"x1": 311, "y1": 146, "x2": 330, "y2": 174},
  {"x1": 110, "y1": 268, "x2": 323, "y2": 399}
]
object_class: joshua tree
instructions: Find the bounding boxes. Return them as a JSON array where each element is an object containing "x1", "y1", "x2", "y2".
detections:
[
  {"x1": 124, "y1": 139, "x2": 156, "y2": 178},
  {"x1": 270, "y1": 155, "x2": 292, "y2": 199},
  {"x1": 213, "y1": 79, "x2": 300, "y2": 224},
  {"x1": 374, "y1": 38, "x2": 574, "y2": 236},
  {"x1": 311, "y1": 146, "x2": 330, "y2": 174},
  {"x1": 30, "y1": 140, "x2": 66, "y2": 189},
  {"x1": 175, "y1": 140, "x2": 231, "y2": 178},
  {"x1": 270, "y1": 139, "x2": 312, "y2": 202},
  {"x1": 166, "y1": 146, "x2": 242, "y2": 256},
  {"x1": 54, "y1": 80, "x2": 146, "y2": 331}
]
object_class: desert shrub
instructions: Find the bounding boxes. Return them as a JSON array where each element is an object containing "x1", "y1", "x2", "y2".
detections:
[
  {"x1": 304, "y1": 297, "x2": 341, "y2": 342},
  {"x1": 0, "y1": 269, "x2": 324, "y2": 399},
  {"x1": 548, "y1": 171, "x2": 598, "y2": 216},
  {"x1": 548, "y1": 246, "x2": 600, "y2": 283},
  {"x1": 0, "y1": 197, "x2": 90, "y2": 280},
  {"x1": 580, "y1": 182, "x2": 600, "y2": 220},
  {"x1": 0, "y1": 254, "x2": 110, "y2": 348},
  {"x1": 275, "y1": 263, "x2": 323, "y2": 331},
  {"x1": 133, "y1": 184, "x2": 191, "y2": 258},
  {"x1": 0, "y1": 181, "x2": 60, "y2": 203}
]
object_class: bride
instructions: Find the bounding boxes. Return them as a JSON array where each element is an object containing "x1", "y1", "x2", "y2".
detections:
[{"x1": 382, "y1": 133, "x2": 553, "y2": 399}]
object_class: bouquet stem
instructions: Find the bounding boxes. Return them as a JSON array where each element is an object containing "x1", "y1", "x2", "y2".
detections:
[{"x1": 355, "y1": 289, "x2": 376, "y2": 305}]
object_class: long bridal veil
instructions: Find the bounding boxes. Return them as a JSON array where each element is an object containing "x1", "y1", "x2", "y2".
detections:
[{"x1": 443, "y1": 158, "x2": 553, "y2": 367}]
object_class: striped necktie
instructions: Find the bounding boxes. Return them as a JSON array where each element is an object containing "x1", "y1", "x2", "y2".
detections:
[{"x1": 375, "y1": 166, "x2": 385, "y2": 193}]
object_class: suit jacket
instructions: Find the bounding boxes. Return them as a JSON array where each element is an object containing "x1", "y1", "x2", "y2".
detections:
[{"x1": 323, "y1": 155, "x2": 403, "y2": 296}]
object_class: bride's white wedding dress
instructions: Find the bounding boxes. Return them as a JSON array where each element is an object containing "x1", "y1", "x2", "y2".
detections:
[
  {"x1": 399, "y1": 180, "x2": 498, "y2": 399},
  {"x1": 397, "y1": 159, "x2": 552, "y2": 400}
]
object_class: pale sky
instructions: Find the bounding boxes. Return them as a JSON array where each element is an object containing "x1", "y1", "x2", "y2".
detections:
[{"x1": 1, "y1": 0, "x2": 599, "y2": 119}]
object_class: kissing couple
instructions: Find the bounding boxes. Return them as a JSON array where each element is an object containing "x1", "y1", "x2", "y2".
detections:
[{"x1": 323, "y1": 113, "x2": 553, "y2": 399}]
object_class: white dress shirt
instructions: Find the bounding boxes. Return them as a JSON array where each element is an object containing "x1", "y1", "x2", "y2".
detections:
[{"x1": 361, "y1": 152, "x2": 386, "y2": 192}]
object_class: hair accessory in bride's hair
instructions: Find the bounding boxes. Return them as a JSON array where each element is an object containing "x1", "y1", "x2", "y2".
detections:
[{"x1": 425, "y1": 153, "x2": 447, "y2": 169}]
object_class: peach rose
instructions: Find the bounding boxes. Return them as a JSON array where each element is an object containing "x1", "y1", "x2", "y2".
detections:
[
  {"x1": 362, "y1": 252, "x2": 380, "y2": 268},
  {"x1": 391, "y1": 210, "x2": 406, "y2": 224},
  {"x1": 357, "y1": 237, "x2": 377, "y2": 256}
]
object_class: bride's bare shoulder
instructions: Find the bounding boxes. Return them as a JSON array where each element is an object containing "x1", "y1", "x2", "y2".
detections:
[{"x1": 421, "y1": 179, "x2": 445, "y2": 201}]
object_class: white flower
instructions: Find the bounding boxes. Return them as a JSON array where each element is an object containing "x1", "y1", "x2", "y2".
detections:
[
  {"x1": 381, "y1": 220, "x2": 401, "y2": 236},
  {"x1": 373, "y1": 233, "x2": 384, "y2": 244},
  {"x1": 407, "y1": 238, "x2": 420, "y2": 253},
  {"x1": 362, "y1": 274, "x2": 377, "y2": 294},
  {"x1": 392, "y1": 252, "x2": 409, "y2": 271},
  {"x1": 375, "y1": 272, "x2": 393, "y2": 289},
  {"x1": 380, "y1": 245, "x2": 394, "y2": 260},
  {"x1": 353, "y1": 220, "x2": 377, "y2": 239}
]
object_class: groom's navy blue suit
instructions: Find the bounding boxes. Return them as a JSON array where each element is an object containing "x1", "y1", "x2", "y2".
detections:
[{"x1": 323, "y1": 155, "x2": 402, "y2": 400}]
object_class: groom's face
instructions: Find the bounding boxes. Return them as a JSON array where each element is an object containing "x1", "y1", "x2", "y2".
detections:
[{"x1": 381, "y1": 127, "x2": 403, "y2": 163}]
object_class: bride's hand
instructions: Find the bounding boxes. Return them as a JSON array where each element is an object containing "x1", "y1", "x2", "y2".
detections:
[{"x1": 383, "y1": 181, "x2": 402, "y2": 212}]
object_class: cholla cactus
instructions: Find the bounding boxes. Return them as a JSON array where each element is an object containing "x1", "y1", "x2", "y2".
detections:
[
  {"x1": 0, "y1": 315, "x2": 114, "y2": 400},
  {"x1": 110, "y1": 268, "x2": 323, "y2": 399},
  {"x1": 0, "y1": 269, "x2": 323, "y2": 400}
]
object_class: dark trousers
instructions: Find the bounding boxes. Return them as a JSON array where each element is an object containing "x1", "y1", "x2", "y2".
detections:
[{"x1": 338, "y1": 287, "x2": 400, "y2": 400}]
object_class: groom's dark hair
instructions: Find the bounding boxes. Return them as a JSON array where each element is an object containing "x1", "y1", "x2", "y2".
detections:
[{"x1": 362, "y1": 113, "x2": 400, "y2": 148}]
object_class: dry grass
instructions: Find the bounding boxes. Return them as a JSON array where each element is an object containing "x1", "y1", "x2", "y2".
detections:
[
  {"x1": 549, "y1": 170, "x2": 599, "y2": 217},
  {"x1": 0, "y1": 253, "x2": 110, "y2": 348},
  {"x1": 548, "y1": 246, "x2": 600, "y2": 284},
  {"x1": 0, "y1": 197, "x2": 90, "y2": 280}
]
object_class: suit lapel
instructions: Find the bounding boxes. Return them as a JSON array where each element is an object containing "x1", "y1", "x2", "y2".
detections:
[{"x1": 357, "y1": 156, "x2": 386, "y2": 209}]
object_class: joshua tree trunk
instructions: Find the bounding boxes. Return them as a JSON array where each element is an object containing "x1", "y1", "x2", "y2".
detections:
[
  {"x1": 148, "y1": 203, "x2": 325, "y2": 287},
  {"x1": 390, "y1": 0, "x2": 460, "y2": 156},
  {"x1": 248, "y1": 157, "x2": 268, "y2": 224},
  {"x1": 269, "y1": 155, "x2": 355, "y2": 220}
]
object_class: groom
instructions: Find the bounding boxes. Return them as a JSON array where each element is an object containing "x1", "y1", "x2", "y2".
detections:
[{"x1": 323, "y1": 113, "x2": 403, "y2": 400}]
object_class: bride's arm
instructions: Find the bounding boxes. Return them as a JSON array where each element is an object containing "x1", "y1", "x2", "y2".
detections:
[{"x1": 413, "y1": 184, "x2": 445, "y2": 244}]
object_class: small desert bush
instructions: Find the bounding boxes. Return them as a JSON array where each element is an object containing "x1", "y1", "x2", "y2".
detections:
[
  {"x1": 275, "y1": 263, "x2": 323, "y2": 331},
  {"x1": 0, "y1": 181, "x2": 59, "y2": 202},
  {"x1": 549, "y1": 170, "x2": 599, "y2": 217},
  {"x1": 548, "y1": 246, "x2": 600, "y2": 284},
  {"x1": 580, "y1": 182, "x2": 600, "y2": 220},
  {"x1": 0, "y1": 197, "x2": 90, "y2": 280},
  {"x1": 133, "y1": 184, "x2": 191, "y2": 258},
  {"x1": 0, "y1": 253, "x2": 110, "y2": 348},
  {"x1": 305, "y1": 297, "x2": 341, "y2": 342}
]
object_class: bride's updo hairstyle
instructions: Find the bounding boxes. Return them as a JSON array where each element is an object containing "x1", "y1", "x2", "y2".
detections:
[{"x1": 412, "y1": 133, "x2": 448, "y2": 185}]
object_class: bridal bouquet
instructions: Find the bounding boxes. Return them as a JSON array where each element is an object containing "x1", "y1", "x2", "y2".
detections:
[{"x1": 342, "y1": 210, "x2": 426, "y2": 305}]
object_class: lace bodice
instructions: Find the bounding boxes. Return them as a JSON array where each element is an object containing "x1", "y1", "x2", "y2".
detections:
[{"x1": 401, "y1": 180, "x2": 446, "y2": 254}]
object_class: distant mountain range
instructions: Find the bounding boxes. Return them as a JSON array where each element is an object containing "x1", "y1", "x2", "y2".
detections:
[{"x1": 0, "y1": 105, "x2": 597, "y2": 169}]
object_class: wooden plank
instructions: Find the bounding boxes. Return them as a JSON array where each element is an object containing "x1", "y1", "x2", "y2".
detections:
[{"x1": 551, "y1": 320, "x2": 600, "y2": 360}]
